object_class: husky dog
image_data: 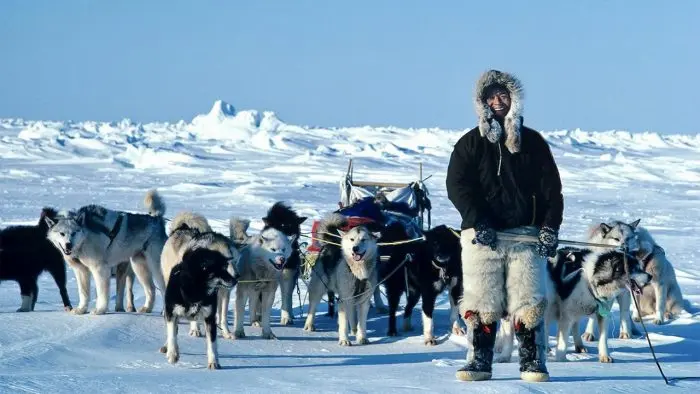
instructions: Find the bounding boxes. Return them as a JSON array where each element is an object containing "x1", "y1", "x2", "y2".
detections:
[
  {"x1": 382, "y1": 224, "x2": 465, "y2": 345},
  {"x1": 161, "y1": 211, "x2": 240, "y2": 337},
  {"x1": 229, "y1": 217, "x2": 296, "y2": 340},
  {"x1": 497, "y1": 248, "x2": 651, "y2": 363},
  {"x1": 0, "y1": 207, "x2": 72, "y2": 312},
  {"x1": 304, "y1": 214, "x2": 380, "y2": 346},
  {"x1": 583, "y1": 220, "x2": 686, "y2": 334},
  {"x1": 248, "y1": 202, "x2": 307, "y2": 326},
  {"x1": 45, "y1": 189, "x2": 166, "y2": 315},
  {"x1": 159, "y1": 247, "x2": 237, "y2": 369}
]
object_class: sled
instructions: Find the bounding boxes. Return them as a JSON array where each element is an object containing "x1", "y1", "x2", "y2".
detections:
[{"x1": 300, "y1": 159, "x2": 432, "y2": 278}]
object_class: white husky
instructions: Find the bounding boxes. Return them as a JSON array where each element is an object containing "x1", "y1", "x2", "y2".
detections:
[
  {"x1": 228, "y1": 218, "x2": 295, "y2": 340},
  {"x1": 303, "y1": 213, "x2": 380, "y2": 346},
  {"x1": 45, "y1": 190, "x2": 167, "y2": 315}
]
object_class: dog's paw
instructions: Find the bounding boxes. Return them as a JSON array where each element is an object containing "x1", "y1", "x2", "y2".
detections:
[
  {"x1": 233, "y1": 329, "x2": 246, "y2": 339},
  {"x1": 189, "y1": 327, "x2": 202, "y2": 337},
  {"x1": 632, "y1": 315, "x2": 642, "y2": 322},
  {"x1": 159, "y1": 345, "x2": 167, "y2": 354},
  {"x1": 554, "y1": 352, "x2": 568, "y2": 362},
  {"x1": 580, "y1": 332, "x2": 596, "y2": 342},
  {"x1": 452, "y1": 326, "x2": 466, "y2": 336},
  {"x1": 91, "y1": 308, "x2": 107, "y2": 315},
  {"x1": 618, "y1": 331, "x2": 631, "y2": 340},
  {"x1": 303, "y1": 323, "x2": 315, "y2": 332},
  {"x1": 167, "y1": 352, "x2": 180, "y2": 364},
  {"x1": 16, "y1": 307, "x2": 31, "y2": 313},
  {"x1": 138, "y1": 306, "x2": 153, "y2": 313},
  {"x1": 251, "y1": 321, "x2": 261, "y2": 328},
  {"x1": 387, "y1": 329, "x2": 398, "y2": 337},
  {"x1": 72, "y1": 307, "x2": 88, "y2": 315},
  {"x1": 402, "y1": 320, "x2": 414, "y2": 332},
  {"x1": 338, "y1": 339, "x2": 352, "y2": 346},
  {"x1": 115, "y1": 306, "x2": 125, "y2": 312},
  {"x1": 653, "y1": 318, "x2": 665, "y2": 325},
  {"x1": 208, "y1": 362, "x2": 221, "y2": 370},
  {"x1": 126, "y1": 306, "x2": 136, "y2": 313},
  {"x1": 599, "y1": 355, "x2": 614, "y2": 363},
  {"x1": 64, "y1": 305, "x2": 73, "y2": 312},
  {"x1": 222, "y1": 332, "x2": 234, "y2": 340},
  {"x1": 424, "y1": 337, "x2": 437, "y2": 346},
  {"x1": 356, "y1": 337, "x2": 370, "y2": 345},
  {"x1": 280, "y1": 316, "x2": 293, "y2": 326},
  {"x1": 664, "y1": 312, "x2": 675, "y2": 320},
  {"x1": 261, "y1": 331, "x2": 277, "y2": 340},
  {"x1": 574, "y1": 345, "x2": 588, "y2": 353}
]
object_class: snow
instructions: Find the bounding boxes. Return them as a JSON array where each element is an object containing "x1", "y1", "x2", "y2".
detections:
[{"x1": 1, "y1": 101, "x2": 699, "y2": 392}]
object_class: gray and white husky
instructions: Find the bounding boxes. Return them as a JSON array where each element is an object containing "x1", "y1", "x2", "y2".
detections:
[
  {"x1": 496, "y1": 248, "x2": 651, "y2": 363},
  {"x1": 45, "y1": 189, "x2": 167, "y2": 315},
  {"x1": 160, "y1": 211, "x2": 240, "y2": 337},
  {"x1": 303, "y1": 213, "x2": 380, "y2": 346},
  {"x1": 228, "y1": 217, "x2": 296, "y2": 340},
  {"x1": 583, "y1": 220, "x2": 686, "y2": 338}
]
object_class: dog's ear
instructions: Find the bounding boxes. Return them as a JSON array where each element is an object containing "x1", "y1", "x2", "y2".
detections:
[
  {"x1": 262, "y1": 217, "x2": 269, "y2": 227},
  {"x1": 599, "y1": 223, "x2": 612, "y2": 234},
  {"x1": 297, "y1": 216, "x2": 308, "y2": 225},
  {"x1": 628, "y1": 219, "x2": 641, "y2": 230},
  {"x1": 337, "y1": 229, "x2": 346, "y2": 237},
  {"x1": 288, "y1": 234, "x2": 298, "y2": 244},
  {"x1": 44, "y1": 216, "x2": 56, "y2": 228},
  {"x1": 371, "y1": 231, "x2": 382, "y2": 240},
  {"x1": 75, "y1": 211, "x2": 86, "y2": 225}
]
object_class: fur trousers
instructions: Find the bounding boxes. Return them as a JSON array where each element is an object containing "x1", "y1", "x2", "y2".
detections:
[{"x1": 459, "y1": 226, "x2": 547, "y2": 329}]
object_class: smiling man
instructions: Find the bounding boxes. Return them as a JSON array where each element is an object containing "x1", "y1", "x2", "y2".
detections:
[{"x1": 446, "y1": 69, "x2": 564, "y2": 382}]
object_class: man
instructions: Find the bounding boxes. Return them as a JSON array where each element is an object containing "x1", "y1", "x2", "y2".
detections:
[{"x1": 446, "y1": 69, "x2": 564, "y2": 382}]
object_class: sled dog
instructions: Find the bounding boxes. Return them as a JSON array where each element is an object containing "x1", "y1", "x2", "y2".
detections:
[
  {"x1": 45, "y1": 189, "x2": 166, "y2": 315},
  {"x1": 229, "y1": 217, "x2": 296, "y2": 339},
  {"x1": 159, "y1": 247, "x2": 237, "y2": 369},
  {"x1": 303, "y1": 213, "x2": 380, "y2": 346}
]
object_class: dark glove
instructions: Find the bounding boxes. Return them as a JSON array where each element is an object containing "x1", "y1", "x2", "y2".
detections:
[
  {"x1": 471, "y1": 222, "x2": 497, "y2": 250},
  {"x1": 536, "y1": 226, "x2": 559, "y2": 258}
]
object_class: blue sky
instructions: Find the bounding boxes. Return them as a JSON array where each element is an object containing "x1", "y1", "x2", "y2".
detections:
[{"x1": 1, "y1": 1, "x2": 698, "y2": 133}]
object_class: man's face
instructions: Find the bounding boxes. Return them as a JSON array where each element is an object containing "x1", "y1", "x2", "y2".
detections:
[{"x1": 485, "y1": 86, "x2": 511, "y2": 118}]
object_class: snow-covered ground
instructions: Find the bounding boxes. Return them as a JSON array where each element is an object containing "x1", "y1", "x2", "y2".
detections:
[{"x1": 1, "y1": 101, "x2": 699, "y2": 393}]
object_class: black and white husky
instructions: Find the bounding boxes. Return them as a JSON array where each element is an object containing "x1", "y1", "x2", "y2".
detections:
[
  {"x1": 582, "y1": 220, "x2": 687, "y2": 343},
  {"x1": 497, "y1": 247, "x2": 651, "y2": 363},
  {"x1": 159, "y1": 247, "x2": 237, "y2": 369},
  {"x1": 304, "y1": 213, "x2": 380, "y2": 346}
]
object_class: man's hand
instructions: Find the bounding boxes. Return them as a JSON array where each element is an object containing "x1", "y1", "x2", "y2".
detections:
[
  {"x1": 472, "y1": 222, "x2": 497, "y2": 250},
  {"x1": 536, "y1": 226, "x2": 558, "y2": 258}
]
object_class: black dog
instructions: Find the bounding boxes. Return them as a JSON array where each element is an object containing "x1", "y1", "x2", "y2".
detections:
[
  {"x1": 0, "y1": 207, "x2": 72, "y2": 312},
  {"x1": 382, "y1": 224, "x2": 464, "y2": 345},
  {"x1": 159, "y1": 248, "x2": 237, "y2": 369},
  {"x1": 251, "y1": 201, "x2": 306, "y2": 325}
]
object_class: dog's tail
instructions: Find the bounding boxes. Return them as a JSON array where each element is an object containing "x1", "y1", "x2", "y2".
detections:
[
  {"x1": 229, "y1": 217, "x2": 252, "y2": 244},
  {"x1": 170, "y1": 211, "x2": 212, "y2": 235},
  {"x1": 317, "y1": 213, "x2": 348, "y2": 246},
  {"x1": 144, "y1": 189, "x2": 166, "y2": 217}
]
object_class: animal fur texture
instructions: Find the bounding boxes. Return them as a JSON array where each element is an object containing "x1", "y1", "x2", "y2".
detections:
[
  {"x1": 459, "y1": 226, "x2": 547, "y2": 329},
  {"x1": 161, "y1": 211, "x2": 239, "y2": 338},
  {"x1": 229, "y1": 217, "x2": 296, "y2": 340},
  {"x1": 45, "y1": 189, "x2": 166, "y2": 315},
  {"x1": 474, "y1": 69, "x2": 524, "y2": 153},
  {"x1": 159, "y1": 247, "x2": 237, "y2": 370},
  {"x1": 582, "y1": 219, "x2": 686, "y2": 341},
  {"x1": 303, "y1": 213, "x2": 380, "y2": 346},
  {"x1": 0, "y1": 207, "x2": 72, "y2": 312}
]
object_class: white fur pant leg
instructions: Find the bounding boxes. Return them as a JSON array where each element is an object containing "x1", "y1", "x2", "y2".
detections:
[
  {"x1": 459, "y1": 229, "x2": 507, "y2": 326},
  {"x1": 505, "y1": 240, "x2": 547, "y2": 329}
]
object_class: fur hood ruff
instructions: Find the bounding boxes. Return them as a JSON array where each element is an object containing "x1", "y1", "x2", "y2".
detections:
[{"x1": 473, "y1": 69, "x2": 524, "y2": 154}]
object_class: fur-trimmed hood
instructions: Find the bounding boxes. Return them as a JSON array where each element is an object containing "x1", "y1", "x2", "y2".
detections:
[{"x1": 473, "y1": 69, "x2": 524, "y2": 153}]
